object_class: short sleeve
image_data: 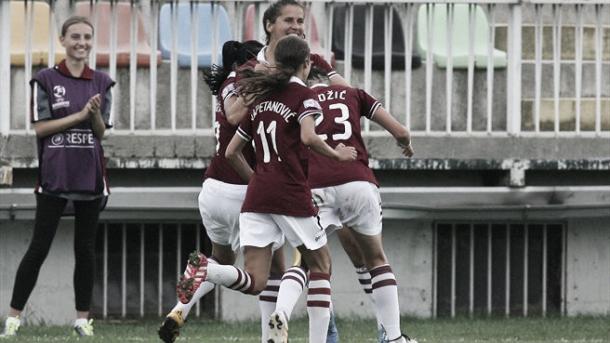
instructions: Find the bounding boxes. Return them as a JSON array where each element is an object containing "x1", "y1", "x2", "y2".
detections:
[
  {"x1": 356, "y1": 88, "x2": 381, "y2": 119},
  {"x1": 220, "y1": 79, "x2": 237, "y2": 103},
  {"x1": 30, "y1": 82, "x2": 53, "y2": 123},
  {"x1": 297, "y1": 89, "x2": 322, "y2": 123}
]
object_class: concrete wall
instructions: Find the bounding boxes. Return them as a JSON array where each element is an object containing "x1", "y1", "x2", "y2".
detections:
[
  {"x1": 218, "y1": 219, "x2": 433, "y2": 322},
  {"x1": 0, "y1": 220, "x2": 77, "y2": 325},
  {"x1": 566, "y1": 218, "x2": 610, "y2": 316},
  {"x1": 2, "y1": 210, "x2": 610, "y2": 325}
]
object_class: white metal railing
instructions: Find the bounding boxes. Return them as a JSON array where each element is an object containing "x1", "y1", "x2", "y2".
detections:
[{"x1": 0, "y1": 0, "x2": 608, "y2": 138}]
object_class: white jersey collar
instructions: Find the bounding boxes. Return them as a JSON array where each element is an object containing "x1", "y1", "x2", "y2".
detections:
[{"x1": 289, "y1": 76, "x2": 306, "y2": 86}]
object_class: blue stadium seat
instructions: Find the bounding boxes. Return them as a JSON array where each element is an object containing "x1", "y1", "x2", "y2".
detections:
[{"x1": 159, "y1": 3, "x2": 232, "y2": 68}]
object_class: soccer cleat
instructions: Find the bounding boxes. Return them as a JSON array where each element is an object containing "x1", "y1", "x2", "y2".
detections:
[
  {"x1": 0, "y1": 316, "x2": 20, "y2": 337},
  {"x1": 267, "y1": 311, "x2": 288, "y2": 343},
  {"x1": 158, "y1": 310, "x2": 185, "y2": 343},
  {"x1": 384, "y1": 333, "x2": 418, "y2": 343},
  {"x1": 73, "y1": 319, "x2": 94, "y2": 337},
  {"x1": 176, "y1": 251, "x2": 208, "y2": 304}
]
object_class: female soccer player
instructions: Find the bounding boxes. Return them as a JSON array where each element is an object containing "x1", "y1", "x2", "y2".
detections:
[
  {"x1": 177, "y1": 35, "x2": 356, "y2": 343},
  {"x1": 158, "y1": 40, "x2": 288, "y2": 343},
  {"x1": 306, "y1": 81, "x2": 417, "y2": 343},
  {"x1": 269, "y1": 75, "x2": 419, "y2": 342},
  {"x1": 253, "y1": 0, "x2": 349, "y2": 88},
  {"x1": 1, "y1": 16, "x2": 114, "y2": 338}
]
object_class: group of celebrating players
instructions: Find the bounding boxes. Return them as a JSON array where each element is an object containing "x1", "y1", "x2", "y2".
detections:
[{"x1": 158, "y1": 1, "x2": 417, "y2": 342}]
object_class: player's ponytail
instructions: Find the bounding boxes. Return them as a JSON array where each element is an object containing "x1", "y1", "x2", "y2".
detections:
[
  {"x1": 238, "y1": 35, "x2": 310, "y2": 103},
  {"x1": 204, "y1": 40, "x2": 263, "y2": 95}
]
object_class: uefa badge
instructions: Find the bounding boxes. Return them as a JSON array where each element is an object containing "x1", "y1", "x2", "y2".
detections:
[{"x1": 53, "y1": 85, "x2": 66, "y2": 100}]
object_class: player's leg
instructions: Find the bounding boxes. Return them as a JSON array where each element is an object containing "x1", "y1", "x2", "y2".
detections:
[
  {"x1": 336, "y1": 227, "x2": 384, "y2": 341},
  {"x1": 298, "y1": 244, "x2": 332, "y2": 343},
  {"x1": 337, "y1": 182, "x2": 416, "y2": 343},
  {"x1": 274, "y1": 214, "x2": 332, "y2": 343},
  {"x1": 72, "y1": 198, "x2": 104, "y2": 337},
  {"x1": 160, "y1": 242, "x2": 234, "y2": 343},
  {"x1": 259, "y1": 248, "x2": 286, "y2": 342},
  {"x1": 2, "y1": 194, "x2": 66, "y2": 337},
  {"x1": 177, "y1": 211, "x2": 283, "y2": 299}
]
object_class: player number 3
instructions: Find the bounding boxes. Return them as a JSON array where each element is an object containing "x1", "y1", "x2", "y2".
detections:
[{"x1": 314, "y1": 103, "x2": 352, "y2": 141}]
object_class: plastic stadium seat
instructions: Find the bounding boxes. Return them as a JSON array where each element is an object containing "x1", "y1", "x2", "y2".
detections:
[
  {"x1": 75, "y1": 2, "x2": 161, "y2": 68},
  {"x1": 416, "y1": 4, "x2": 507, "y2": 69},
  {"x1": 332, "y1": 5, "x2": 421, "y2": 71},
  {"x1": 242, "y1": 4, "x2": 258, "y2": 42},
  {"x1": 10, "y1": 1, "x2": 65, "y2": 66},
  {"x1": 159, "y1": 3, "x2": 232, "y2": 68},
  {"x1": 243, "y1": 4, "x2": 334, "y2": 66}
]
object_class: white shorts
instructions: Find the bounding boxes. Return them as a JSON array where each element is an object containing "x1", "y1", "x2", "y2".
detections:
[
  {"x1": 198, "y1": 178, "x2": 247, "y2": 251},
  {"x1": 312, "y1": 181, "x2": 382, "y2": 236},
  {"x1": 239, "y1": 212, "x2": 327, "y2": 251}
]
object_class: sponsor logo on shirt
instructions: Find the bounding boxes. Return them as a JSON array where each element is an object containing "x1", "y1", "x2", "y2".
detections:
[
  {"x1": 48, "y1": 129, "x2": 95, "y2": 149},
  {"x1": 51, "y1": 85, "x2": 70, "y2": 110},
  {"x1": 303, "y1": 98, "x2": 322, "y2": 110}
]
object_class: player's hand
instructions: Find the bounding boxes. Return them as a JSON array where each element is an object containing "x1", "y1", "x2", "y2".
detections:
[
  {"x1": 86, "y1": 94, "x2": 102, "y2": 116},
  {"x1": 310, "y1": 54, "x2": 333, "y2": 74},
  {"x1": 335, "y1": 143, "x2": 357, "y2": 161},
  {"x1": 398, "y1": 140, "x2": 414, "y2": 157}
]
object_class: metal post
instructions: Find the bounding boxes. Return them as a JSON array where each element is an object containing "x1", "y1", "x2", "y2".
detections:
[{"x1": 506, "y1": 3, "x2": 522, "y2": 135}]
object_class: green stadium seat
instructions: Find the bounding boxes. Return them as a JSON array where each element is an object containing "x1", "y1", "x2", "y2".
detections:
[{"x1": 416, "y1": 4, "x2": 506, "y2": 69}]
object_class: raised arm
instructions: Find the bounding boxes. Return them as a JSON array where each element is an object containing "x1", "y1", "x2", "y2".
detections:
[{"x1": 371, "y1": 106, "x2": 414, "y2": 157}]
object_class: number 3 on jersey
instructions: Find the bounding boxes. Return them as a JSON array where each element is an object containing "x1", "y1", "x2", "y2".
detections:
[
  {"x1": 314, "y1": 103, "x2": 352, "y2": 141},
  {"x1": 257, "y1": 120, "x2": 281, "y2": 163}
]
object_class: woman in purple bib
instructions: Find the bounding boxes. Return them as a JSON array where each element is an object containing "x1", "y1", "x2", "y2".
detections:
[{"x1": 1, "y1": 16, "x2": 114, "y2": 338}]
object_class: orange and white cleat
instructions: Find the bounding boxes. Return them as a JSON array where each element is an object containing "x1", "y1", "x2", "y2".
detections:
[{"x1": 176, "y1": 251, "x2": 208, "y2": 304}]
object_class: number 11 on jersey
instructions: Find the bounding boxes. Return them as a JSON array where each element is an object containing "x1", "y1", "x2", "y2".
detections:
[{"x1": 256, "y1": 120, "x2": 281, "y2": 163}]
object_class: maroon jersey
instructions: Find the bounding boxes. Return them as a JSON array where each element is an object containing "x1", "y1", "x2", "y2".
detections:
[
  {"x1": 308, "y1": 84, "x2": 380, "y2": 188},
  {"x1": 237, "y1": 77, "x2": 322, "y2": 217},
  {"x1": 204, "y1": 72, "x2": 256, "y2": 184}
]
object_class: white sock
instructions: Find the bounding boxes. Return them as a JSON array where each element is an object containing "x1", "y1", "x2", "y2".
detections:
[
  {"x1": 356, "y1": 266, "x2": 383, "y2": 331},
  {"x1": 275, "y1": 266, "x2": 307, "y2": 320},
  {"x1": 74, "y1": 318, "x2": 88, "y2": 327},
  {"x1": 370, "y1": 264, "x2": 402, "y2": 340},
  {"x1": 173, "y1": 258, "x2": 218, "y2": 318},
  {"x1": 307, "y1": 272, "x2": 331, "y2": 343},
  {"x1": 259, "y1": 274, "x2": 281, "y2": 343},
  {"x1": 207, "y1": 264, "x2": 254, "y2": 294}
]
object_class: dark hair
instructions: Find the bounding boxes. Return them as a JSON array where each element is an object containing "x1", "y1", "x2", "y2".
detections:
[
  {"x1": 262, "y1": 0, "x2": 304, "y2": 44},
  {"x1": 204, "y1": 40, "x2": 263, "y2": 95},
  {"x1": 238, "y1": 35, "x2": 310, "y2": 103},
  {"x1": 61, "y1": 16, "x2": 94, "y2": 37}
]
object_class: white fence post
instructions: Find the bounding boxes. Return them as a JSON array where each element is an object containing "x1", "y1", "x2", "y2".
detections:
[
  {"x1": 0, "y1": 1, "x2": 11, "y2": 136},
  {"x1": 506, "y1": 2, "x2": 522, "y2": 136}
]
